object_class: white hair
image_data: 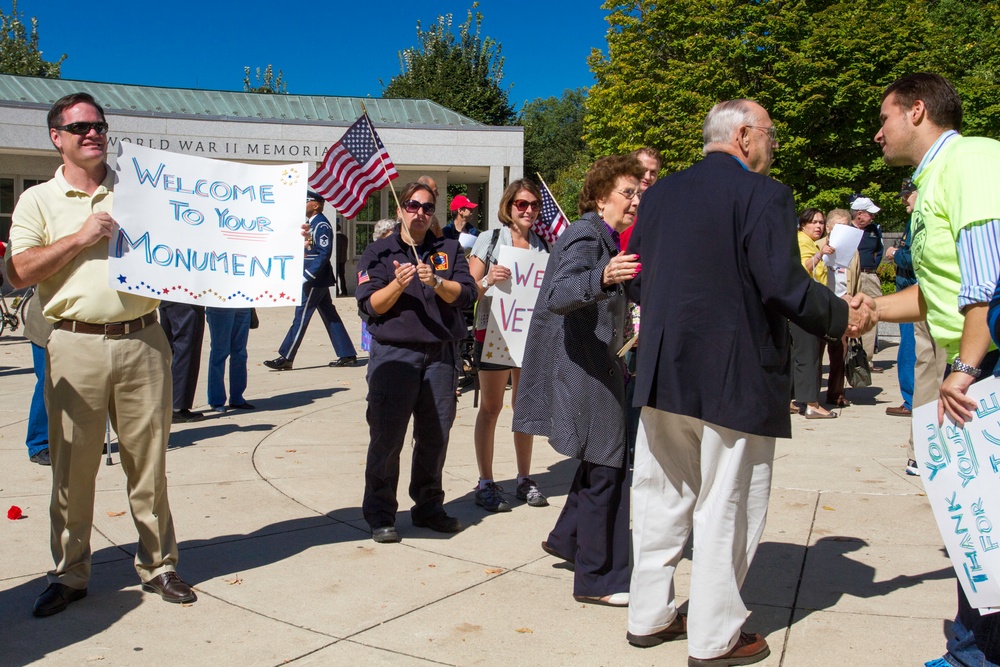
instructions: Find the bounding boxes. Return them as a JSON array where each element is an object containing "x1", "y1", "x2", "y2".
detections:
[
  {"x1": 373, "y1": 218, "x2": 396, "y2": 240},
  {"x1": 702, "y1": 99, "x2": 757, "y2": 155}
]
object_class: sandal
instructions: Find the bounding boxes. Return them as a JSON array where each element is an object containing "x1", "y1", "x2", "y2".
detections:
[{"x1": 805, "y1": 407, "x2": 837, "y2": 419}]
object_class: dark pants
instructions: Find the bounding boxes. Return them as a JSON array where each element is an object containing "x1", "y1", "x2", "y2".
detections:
[
  {"x1": 363, "y1": 339, "x2": 459, "y2": 528},
  {"x1": 945, "y1": 349, "x2": 1000, "y2": 666},
  {"x1": 546, "y1": 458, "x2": 631, "y2": 597},
  {"x1": 336, "y1": 263, "x2": 348, "y2": 296},
  {"x1": 789, "y1": 321, "x2": 826, "y2": 403},
  {"x1": 826, "y1": 336, "x2": 847, "y2": 403},
  {"x1": 278, "y1": 284, "x2": 356, "y2": 361},
  {"x1": 159, "y1": 302, "x2": 205, "y2": 411}
]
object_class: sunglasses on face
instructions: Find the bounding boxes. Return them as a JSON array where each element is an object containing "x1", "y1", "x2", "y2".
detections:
[
  {"x1": 53, "y1": 121, "x2": 109, "y2": 136},
  {"x1": 402, "y1": 199, "x2": 436, "y2": 215},
  {"x1": 512, "y1": 199, "x2": 541, "y2": 212}
]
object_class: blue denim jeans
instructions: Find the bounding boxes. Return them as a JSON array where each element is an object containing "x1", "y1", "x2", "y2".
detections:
[
  {"x1": 26, "y1": 342, "x2": 48, "y2": 457},
  {"x1": 897, "y1": 322, "x2": 915, "y2": 410},
  {"x1": 206, "y1": 308, "x2": 251, "y2": 408}
]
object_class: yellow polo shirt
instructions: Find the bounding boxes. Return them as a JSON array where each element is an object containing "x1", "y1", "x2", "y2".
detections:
[{"x1": 8, "y1": 165, "x2": 159, "y2": 324}]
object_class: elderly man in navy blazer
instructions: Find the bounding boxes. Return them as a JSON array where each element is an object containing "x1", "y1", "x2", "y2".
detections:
[{"x1": 624, "y1": 100, "x2": 861, "y2": 665}]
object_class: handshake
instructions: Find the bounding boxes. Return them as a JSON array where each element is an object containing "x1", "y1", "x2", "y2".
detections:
[{"x1": 845, "y1": 293, "x2": 879, "y2": 338}]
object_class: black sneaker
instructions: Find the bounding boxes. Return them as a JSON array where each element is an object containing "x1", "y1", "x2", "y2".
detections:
[
  {"x1": 30, "y1": 449, "x2": 51, "y2": 466},
  {"x1": 263, "y1": 356, "x2": 293, "y2": 370},
  {"x1": 475, "y1": 482, "x2": 512, "y2": 512},
  {"x1": 412, "y1": 512, "x2": 462, "y2": 533}
]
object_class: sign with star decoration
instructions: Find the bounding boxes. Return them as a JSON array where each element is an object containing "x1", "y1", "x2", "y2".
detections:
[{"x1": 109, "y1": 142, "x2": 306, "y2": 307}]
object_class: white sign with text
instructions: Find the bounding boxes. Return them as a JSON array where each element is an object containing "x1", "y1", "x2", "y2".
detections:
[
  {"x1": 110, "y1": 143, "x2": 306, "y2": 307},
  {"x1": 914, "y1": 374, "x2": 1000, "y2": 610},
  {"x1": 481, "y1": 246, "x2": 549, "y2": 368}
]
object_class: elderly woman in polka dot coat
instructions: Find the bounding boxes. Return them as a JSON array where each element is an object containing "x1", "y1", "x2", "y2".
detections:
[{"x1": 513, "y1": 154, "x2": 645, "y2": 607}]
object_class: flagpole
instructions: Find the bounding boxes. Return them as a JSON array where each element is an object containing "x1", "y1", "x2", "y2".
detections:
[
  {"x1": 536, "y1": 172, "x2": 571, "y2": 223},
  {"x1": 360, "y1": 102, "x2": 419, "y2": 262}
]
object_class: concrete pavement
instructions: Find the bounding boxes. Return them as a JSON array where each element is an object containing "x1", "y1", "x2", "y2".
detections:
[{"x1": 0, "y1": 298, "x2": 953, "y2": 666}]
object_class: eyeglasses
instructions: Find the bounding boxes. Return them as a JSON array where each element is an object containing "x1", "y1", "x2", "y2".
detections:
[
  {"x1": 747, "y1": 125, "x2": 777, "y2": 143},
  {"x1": 402, "y1": 199, "x2": 436, "y2": 215},
  {"x1": 53, "y1": 121, "x2": 109, "y2": 136},
  {"x1": 512, "y1": 199, "x2": 542, "y2": 212},
  {"x1": 615, "y1": 189, "x2": 642, "y2": 201}
]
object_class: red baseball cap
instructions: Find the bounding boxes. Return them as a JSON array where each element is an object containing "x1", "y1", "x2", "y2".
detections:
[{"x1": 449, "y1": 195, "x2": 478, "y2": 212}]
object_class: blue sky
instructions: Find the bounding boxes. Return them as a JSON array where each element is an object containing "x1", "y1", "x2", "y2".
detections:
[{"x1": 11, "y1": 0, "x2": 611, "y2": 110}]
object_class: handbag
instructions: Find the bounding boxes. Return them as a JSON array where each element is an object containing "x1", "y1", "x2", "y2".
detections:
[
  {"x1": 249, "y1": 308, "x2": 259, "y2": 330},
  {"x1": 845, "y1": 337, "x2": 871, "y2": 389}
]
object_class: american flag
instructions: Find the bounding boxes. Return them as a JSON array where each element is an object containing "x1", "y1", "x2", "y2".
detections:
[
  {"x1": 308, "y1": 114, "x2": 398, "y2": 219},
  {"x1": 533, "y1": 180, "x2": 569, "y2": 245}
]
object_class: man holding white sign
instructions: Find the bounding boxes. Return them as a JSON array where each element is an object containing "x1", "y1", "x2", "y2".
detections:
[
  {"x1": 855, "y1": 73, "x2": 1000, "y2": 667},
  {"x1": 6, "y1": 93, "x2": 195, "y2": 617}
]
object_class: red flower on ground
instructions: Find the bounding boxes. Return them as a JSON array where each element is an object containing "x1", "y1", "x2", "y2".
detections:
[{"x1": 7, "y1": 505, "x2": 23, "y2": 520}]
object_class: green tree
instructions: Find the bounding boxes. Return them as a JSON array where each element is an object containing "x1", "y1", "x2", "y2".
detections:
[
  {"x1": 585, "y1": 0, "x2": 1000, "y2": 232},
  {"x1": 381, "y1": 3, "x2": 515, "y2": 126},
  {"x1": 520, "y1": 88, "x2": 589, "y2": 186},
  {"x1": 0, "y1": 0, "x2": 65, "y2": 78},
  {"x1": 243, "y1": 64, "x2": 287, "y2": 94}
]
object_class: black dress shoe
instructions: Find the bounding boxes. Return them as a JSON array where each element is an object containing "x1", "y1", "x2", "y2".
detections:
[
  {"x1": 412, "y1": 512, "x2": 463, "y2": 533},
  {"x1": 33, "y1": 583, "x2": 87, "y2": 617},
  {"x1": 228, "y1": 402, "x2": 256, "y2": 410},
  {"x1": 372, "y1": 526, "x2": 400, "y2": 543},
  {"x1": 30, "y1": 449, "x2": 51, "y2": 466},
  {"x1": 263, "y1": 356, "x2": 293, "y2": 370},
  {"x1": 330, "y1": 356, "x2": 357, "y2": 368},
  {"x1": 172, "y1": 409, "x2": 204, "y2": 424},
  {"x1": 141, "y1": 572, "x2": 197, "y2": 603}
]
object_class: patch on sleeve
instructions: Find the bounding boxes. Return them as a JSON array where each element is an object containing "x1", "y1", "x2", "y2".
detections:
[
  {"x1": 431, "y1": 252, "x2": 449, "y2": 271},
  {"x1": 357, "y1": 270, "x2": 370, "y2": 284}
]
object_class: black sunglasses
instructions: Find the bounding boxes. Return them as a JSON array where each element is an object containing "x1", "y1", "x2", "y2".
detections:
[
  {"x1": 513, "y1": 199, "x2": 541, "y2": 212},
  {"x1": 53, "y1": 121, "x2": 109, "y2": 136},
  {"x1": 402, "y1": 199, "x2": 435, "y2": 215}
]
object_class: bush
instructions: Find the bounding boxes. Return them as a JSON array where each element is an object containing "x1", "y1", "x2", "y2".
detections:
[{"x1": 877, "y1": 261, "x2": 896, "y2": 295}]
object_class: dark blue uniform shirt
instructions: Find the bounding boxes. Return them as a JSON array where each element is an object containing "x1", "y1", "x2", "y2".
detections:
[{"x1": 355, "y1": 227, "x2": 477, "y2": 344}]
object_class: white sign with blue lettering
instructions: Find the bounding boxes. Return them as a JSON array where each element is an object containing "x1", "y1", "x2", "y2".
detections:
[
  {"x1": 915, "y1": 374, "x2": 1000, "y2": 610},
  {"x1": 109, "y1": 142, "x2": 306, "y2": 307},
  {"x1": 482, "y1": 246, "x2": 549, "y2": 368}
]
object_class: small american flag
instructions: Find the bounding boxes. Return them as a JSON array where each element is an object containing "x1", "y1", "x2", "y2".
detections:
[
  {"x1": 533, "y1": 181, "x2": 569, "y2": 245},
  {"x1": 309, "y1": 114, "x2": 398, "y2": 219}
]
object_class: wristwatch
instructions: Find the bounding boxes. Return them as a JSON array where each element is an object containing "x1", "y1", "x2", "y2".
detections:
[
  {"x1": 952, "y1": 357, "x2": 982, "y2": 378},
  {"x1": 481, "y1": 277, "x2": 490, "y2": 289},
  {"x1": 433, "y1": 275, "x2": 444, "y2": 290}
]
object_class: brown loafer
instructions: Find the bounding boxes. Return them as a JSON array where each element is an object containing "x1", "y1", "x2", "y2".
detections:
[
  {"x1": 885, "y1": 404, "x2": 912, "y2": 417},
  {"x1": 688, "y1": 632, "x2": 769, "y2": 666},
  {"x1": 141, "y1": 571, "x2": 196, "y2": 604},
  {"x1": 627, "y1": 614, "x2": 687, "y2": 647}
]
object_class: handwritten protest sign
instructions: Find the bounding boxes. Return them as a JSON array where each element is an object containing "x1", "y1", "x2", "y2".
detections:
[
  {"x1": 914, "y1": 374, "x2": 1000, "y2": 609},
  {"x1": 110, "y1": 143, "x2": 306, "y2": 307},
  {"x1": 481, "y1": 246, "x2": 549, "y2": 367}
]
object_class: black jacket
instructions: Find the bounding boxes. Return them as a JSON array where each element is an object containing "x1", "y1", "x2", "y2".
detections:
[{"x1": 627, "y1": 153, "x2": 847, "y2": 438}]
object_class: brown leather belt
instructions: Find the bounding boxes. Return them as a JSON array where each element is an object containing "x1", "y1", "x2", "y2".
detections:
[
  {"x1": 860, "y1": 268, "x2": 878, "y2": 274},
  {"x1": 55, "y1": 312, "x2": 157, "y2": 337}
]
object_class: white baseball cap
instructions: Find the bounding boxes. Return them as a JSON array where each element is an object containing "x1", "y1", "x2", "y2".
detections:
[{"x1": 850, "y1": 197, "x2": 880, "y2": 214}]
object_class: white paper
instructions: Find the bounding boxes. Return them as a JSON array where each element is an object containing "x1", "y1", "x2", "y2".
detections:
[
  {"x1": 823, "y1": 224, "x2": 864, "y2": 269},
  {"x1": 458, "y1": 232, "x2": 478, "y2": 251},
  {"x1": 481, "y1": 246, "x2": 549, "y2": 367},
  {"x1": 110, "y1": 143, "x2": 306, "y2": 307},
  {"x1": 913, "y1": 374, "x2": 1000, "y2": 610}
]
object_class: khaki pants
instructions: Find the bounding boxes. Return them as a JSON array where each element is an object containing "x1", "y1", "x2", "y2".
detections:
[
  {"x1": 45, "y1": 322, "x2": 178, "y2": 589},
  {"x1": 858, "y1": 272, "x2": 883, "y2": 360},
  {"x1": 907, "y1": 318, "x2": 948, "y2": 459}
]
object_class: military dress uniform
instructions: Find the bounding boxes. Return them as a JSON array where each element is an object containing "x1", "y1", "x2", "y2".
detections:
[{"x1": 275, "y1": 211, "x2": 356, "y2": 363}]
